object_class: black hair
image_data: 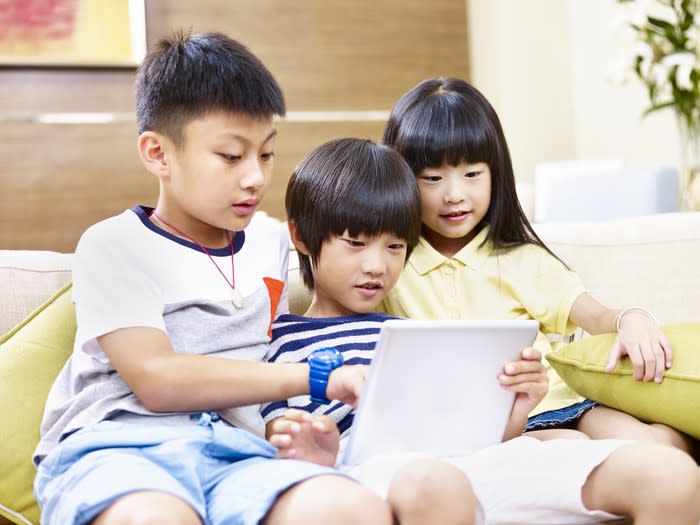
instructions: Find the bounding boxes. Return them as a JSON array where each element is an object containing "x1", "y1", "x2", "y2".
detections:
[
  {"x1": 286, "y1": 138, "x2": 422, "y2": 290},
  {"x1": 135, "y1": 29, "x2": 285, "y2": 146},
  {"x1": 383, "y1": 77, "x2": 560, "y2": 260}
]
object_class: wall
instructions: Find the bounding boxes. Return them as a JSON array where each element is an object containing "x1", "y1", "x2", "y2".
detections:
[
  {"x1": 466, "y1": 0, "x2": 680, "y2": 185},
  {"x1": 0, "y1": 0, "x2": 470, "y2": 251}
]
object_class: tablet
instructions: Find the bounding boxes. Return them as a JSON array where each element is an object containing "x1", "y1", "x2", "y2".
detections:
[{"x1": 341, "y1": 319, "x2": 540, "y2": 466}]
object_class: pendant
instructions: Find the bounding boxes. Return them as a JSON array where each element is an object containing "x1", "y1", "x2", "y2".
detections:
[{"x1": 232, "y1": 287, "x2": 244, "y2": 309}]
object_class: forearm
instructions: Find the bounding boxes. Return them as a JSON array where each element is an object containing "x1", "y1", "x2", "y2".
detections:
[
  {"x1": 568, "y1": 293, "x2": 619, "y2": 335},
  {"x1": 99, "y1": 327, "x2": 309, "y2": 412},
  {"x1": 140, "y1": 354, "x2": 309, "y2": 412},
  {"x1": 502, "y1": 409, "x2": 529, "y2": 441}
]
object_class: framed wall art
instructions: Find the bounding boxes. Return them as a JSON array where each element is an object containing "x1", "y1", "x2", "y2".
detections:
[{"x1": 0, "y1": 0, "x2": 146, "y2": 67}]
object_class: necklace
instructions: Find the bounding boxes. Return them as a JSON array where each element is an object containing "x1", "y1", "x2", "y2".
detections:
[{"x1": 151, "y1": 210, "x2": 244, "y2": 309}]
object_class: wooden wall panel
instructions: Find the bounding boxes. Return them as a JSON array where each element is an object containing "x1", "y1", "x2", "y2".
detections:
[
  {"x1": 0, "y1": 119, "x2": 384, "y2": 251},
  {"x1": 0, "y1": 122, "x2": 156, "y2": 251},
  {"x1": 0, "y1": 0, "x2": 469, "y2": 251},
  {"x1": 145, "y1": 0, "x2": 469, "y2": 109}
]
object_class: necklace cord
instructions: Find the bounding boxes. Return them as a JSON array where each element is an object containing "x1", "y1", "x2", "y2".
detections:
[{"x1": 150, "y1": 210, "x2": 236, "y2": 291}]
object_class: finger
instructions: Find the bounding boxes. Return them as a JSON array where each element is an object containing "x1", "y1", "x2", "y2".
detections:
[
  {"x1": 650, "y1": 342, "x2": 666, "y2": 383},
  {"x1": 626, "y1": 344, "x2": 645, "y2": 381},
  {"x1": 268, "y1": 433, "x2": 292, "y2": 449},
  {"x1": 499, "y1": 371, "x2": 547, "y2": 386},
  {"x1": 277, "y1": 448, "x2": 297, "y2": 459},
  {"x1": 271, "y1": 419, "x2": 301, "y2": 435},
  {"x1": 283, "y1": 408, "x2": 313, "y2": 423},
  {"x1": 660, "y1": 333, "x2": 673, "y2": 368},
  {"x1": 503, "y1": 360, "x2": 544, "y2": 376},
  {"x1": 606, "y1": 340, "x2": 622, "y2": 372},
  {"x1": 521, "y1": 347, "x2": 542, "y2": 361},
  {"x1": 639, "y1": 342, "x2": 663, "y2": 383}
]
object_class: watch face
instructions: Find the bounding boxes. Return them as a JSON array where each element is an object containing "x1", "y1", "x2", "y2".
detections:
[{"x1": 312, "y1": 348, "x2": 342, "y2": 365}]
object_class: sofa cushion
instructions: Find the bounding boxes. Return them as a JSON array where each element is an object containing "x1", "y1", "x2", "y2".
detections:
[
  {"x1": 0, "y1": 250, "x2": 73, "y2": 336},
  {"x1": 0, "y1": 283, "x2": 75, "y2": 525},
  {"x1": 546, "y1": 323, "x2": 700, "y2": 439}
]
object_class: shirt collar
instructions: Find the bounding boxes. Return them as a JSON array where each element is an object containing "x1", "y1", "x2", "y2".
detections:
[{"x1": 408, "y1": 226, "x2": 493, "y2": 275}]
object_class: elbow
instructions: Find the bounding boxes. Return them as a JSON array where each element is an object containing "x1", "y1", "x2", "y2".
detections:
[{"x1": 131, "y1": 363, "x2": 180, "y2": 412}]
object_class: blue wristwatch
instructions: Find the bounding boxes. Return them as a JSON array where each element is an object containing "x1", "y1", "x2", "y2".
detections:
[{"x1": 308, "y1": 347, "x2": 344, "y2": 404}]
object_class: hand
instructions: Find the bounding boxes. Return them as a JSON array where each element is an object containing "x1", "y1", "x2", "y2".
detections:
[
  {"x1": 325, "y1": 364, "x2": 369, "y2": 408},
  {"x1": 499, "y1": 347, "x2": 548, "y2": 440},
  {"x1": 607, "y1": 311, "x2": 672, "y2": 383},
  {"x1": 266, "y1": 409, "x2": 340, "y2": 467}
]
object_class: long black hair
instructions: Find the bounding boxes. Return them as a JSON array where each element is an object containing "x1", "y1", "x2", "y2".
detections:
[{"x1": 383, "y1": 77, "x2": 561, "y2": 261}]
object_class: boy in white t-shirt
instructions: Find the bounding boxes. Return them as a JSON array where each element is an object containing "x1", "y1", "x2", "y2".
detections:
[{"x1": 32, "y1": 30, "x2": 397, "y2": 525}]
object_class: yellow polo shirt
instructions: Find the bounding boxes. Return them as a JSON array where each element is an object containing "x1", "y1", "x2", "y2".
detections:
[{"x1": 379, "y1": 226, "x2": 587, "y2": 415}]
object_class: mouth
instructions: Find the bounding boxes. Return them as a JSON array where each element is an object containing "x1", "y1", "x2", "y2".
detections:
[
  {"x1": 232, "y1": 199, "x2": 260, "y2": 215},
  {"x1": 440, "y1": 210, "x2": 469, "y2": 221},
  {"x1": 355, "y1": 281, "x2": 383, "y2": 296}
]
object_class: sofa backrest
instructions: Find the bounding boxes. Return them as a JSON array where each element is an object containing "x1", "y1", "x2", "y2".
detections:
[
  {"x1": 2, "y1": 211, "x2": 699, "y2": 336},
  {"x1": 534, "y1": 211, "x2": 700, "y2": 325},
  {"x1": 0, "y1": 250, "x2": 74, "y2": 336}
]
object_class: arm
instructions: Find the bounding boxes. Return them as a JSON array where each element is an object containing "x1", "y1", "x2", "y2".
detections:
[
  {"x1": 569, "y1": 293, "x2": 671, "y2": 383},
  {"x1": 265, "y1": 409, "x2": 340, "y2": 467},
  {"x1": 499, "y1": 348, "x2": 548, "y2": 441},
  {"x1": 99, "y1": 327, "x2": 368, "y2": 412}
]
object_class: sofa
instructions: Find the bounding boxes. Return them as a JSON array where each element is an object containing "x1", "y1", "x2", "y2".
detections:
[{"x1": 2, "y1": 209, "x2": 700, "y2": 525}]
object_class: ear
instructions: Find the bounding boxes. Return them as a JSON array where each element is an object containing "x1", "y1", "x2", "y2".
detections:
[
  {"x1": 288, "y1": 221, "x2": 311, "y2": 255},
  {"x1": 137, "y1": 131, "x2": 170, "y2": 180}
]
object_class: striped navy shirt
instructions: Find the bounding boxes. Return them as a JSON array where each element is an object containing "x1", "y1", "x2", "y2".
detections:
[{"x1": 262, "y1": 313, "x2": 397, "y2": 440}]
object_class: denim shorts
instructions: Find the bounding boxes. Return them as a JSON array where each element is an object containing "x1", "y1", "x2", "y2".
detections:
[
  {"x1": 34, "y1": 413, "x2": 345, "y2": 525},
  {"x1": 524, "y1": 399, "x2": 599, "y2": 431}
]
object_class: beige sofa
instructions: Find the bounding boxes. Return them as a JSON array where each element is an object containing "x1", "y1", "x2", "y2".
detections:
[{"x1": 2, "y1": 210, "x2": 700, "y2": 525}]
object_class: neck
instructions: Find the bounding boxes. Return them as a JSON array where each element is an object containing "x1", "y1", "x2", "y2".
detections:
[{"x1": 150, "y1": 209, "x2": 230, "y2": 248}]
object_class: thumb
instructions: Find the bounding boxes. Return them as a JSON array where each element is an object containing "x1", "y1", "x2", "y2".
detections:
[{"x1": 606, "y1": 339, "x2": 622, "y2": 372}]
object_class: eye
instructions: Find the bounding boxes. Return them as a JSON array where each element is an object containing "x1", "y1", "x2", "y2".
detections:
[
  {"x1": 465, "y1": 170, "x2": 481, "y2": 178},
  {"x1": 343, "y1": 238, "x2": 364, "y2": 247},
  {"x1": 219, "y1": 153, "x2": 242, "y2": 162},
  {"x1": 420, "y1": 174, "x2": 442, "y2": 183},
  {"x1": 388, "y1": 242, "x2": 406, "y2": 251},
  {"x1": 261, "y1": 152, "x2": 275, "y2": 161}
]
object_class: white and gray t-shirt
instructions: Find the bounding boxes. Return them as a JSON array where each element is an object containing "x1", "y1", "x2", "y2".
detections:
[{"x1": 34, "y1": 206, "x2": 289, "y2": 464}]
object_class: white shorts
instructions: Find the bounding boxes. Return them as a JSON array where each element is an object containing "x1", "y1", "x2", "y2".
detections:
[{"x1": 345, "y1": 436, "x2": 628, "y2": 525}]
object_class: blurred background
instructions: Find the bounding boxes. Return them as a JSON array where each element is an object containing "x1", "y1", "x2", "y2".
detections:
[{"x1": 0, "y1": 0, "x2": 684, "y2": 251}]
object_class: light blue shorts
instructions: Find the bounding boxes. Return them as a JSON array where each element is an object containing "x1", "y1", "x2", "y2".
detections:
[{"x1": 34, "y1": 413, "x2": 345, "y2": 525}]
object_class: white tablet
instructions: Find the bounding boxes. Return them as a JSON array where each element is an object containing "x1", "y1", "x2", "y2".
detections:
[{"x1": 342, "y1": 319, "x2": 540, "y2": 466}]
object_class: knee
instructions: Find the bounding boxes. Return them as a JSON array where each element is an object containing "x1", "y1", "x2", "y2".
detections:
[
  {"x1": 626, "y1": 444, "x2": 699, "y2": 508},
  {"x1": 91, "y1": 491, "x2": 201, "y2": 525},
  {"x1": 267, "y1": 474, "x2": 392, "y2": 525},
  {"x1": 526, "y1": 428, "x2": 591, "y2": 441},
  {"x1": 387, "y1": 459, "x2": 477, "y2": 524}
]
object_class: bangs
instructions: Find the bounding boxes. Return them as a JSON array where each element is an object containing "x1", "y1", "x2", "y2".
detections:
[
  {"x1": 387, "y1": 83, "x2": 500, "y2": 173},
  {"x1": 315, "y1": 149, "x2": 421, "y2": 246}
]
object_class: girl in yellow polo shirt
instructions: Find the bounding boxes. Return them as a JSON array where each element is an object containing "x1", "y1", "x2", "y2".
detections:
[{"x1": 380, "y1": 76, "x2": 694, "y2": 454}]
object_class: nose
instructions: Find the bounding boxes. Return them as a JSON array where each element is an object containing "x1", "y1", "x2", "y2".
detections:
[
  {"x1": 361, "y1": 246, "x2": 386, "y2": 277},
  {"x1": 240, "y1": 157, "x2": 267, "y2": 191},
  {"x1": 444, "y1": 177, "x2": 466, "y2": 205}
]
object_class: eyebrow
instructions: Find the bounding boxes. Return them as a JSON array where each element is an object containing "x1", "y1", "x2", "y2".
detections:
[{"x1": 216, "y1": 129, "x2": 277, "y2": 145}]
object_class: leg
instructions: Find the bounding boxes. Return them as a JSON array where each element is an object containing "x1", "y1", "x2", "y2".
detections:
[
  {"x1": 92, "y1": 491, "x2": 201, "y2": 525},
  {"x1": 577, "y1": 405, "x2": 694, "y2": 453},
  {"x1": 581, "y1": 442, "x2": 700, "y2": 525},
  {"x1": 386, "y1": 458, "x2": 478, "y2": 525},
  {"x1": 262, "y1": 474, "x2": 393, "y2": 525},
  {"x1": 525, "y1": 428, "x2": 591, "y2": 441}
]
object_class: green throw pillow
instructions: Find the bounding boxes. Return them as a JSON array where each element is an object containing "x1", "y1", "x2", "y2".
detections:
[
  {"x1": 0, "y1": 283, "x2": 75, "y2": 525},
  {"x1": 546, "y1": 323, "x2": 700, "y2": 439}
]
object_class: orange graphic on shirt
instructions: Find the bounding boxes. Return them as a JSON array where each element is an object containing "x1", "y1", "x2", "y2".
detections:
[{"x1": 263, "y1": 277, "x2": 284, "y2": 338}]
